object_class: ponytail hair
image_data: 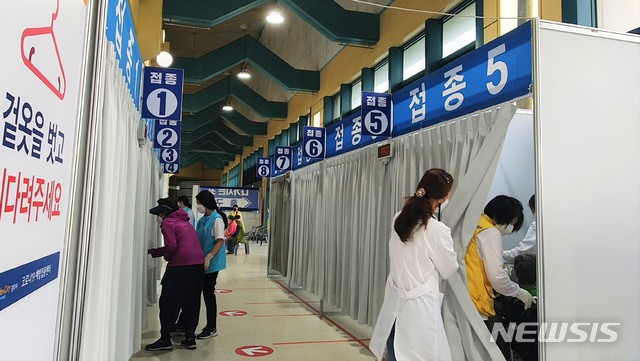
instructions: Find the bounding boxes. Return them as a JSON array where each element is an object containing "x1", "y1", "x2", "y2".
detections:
[
  {"x1": 394, "y1": 168, "x2": 454, "y2": 243},
  {"x1": 196, "y1": 190, "x2": 229, "y2": 229}
]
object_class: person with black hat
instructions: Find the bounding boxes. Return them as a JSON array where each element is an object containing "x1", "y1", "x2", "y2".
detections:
[{"x1": 146, "y1": 198, "x2": 204, "y2": 351}]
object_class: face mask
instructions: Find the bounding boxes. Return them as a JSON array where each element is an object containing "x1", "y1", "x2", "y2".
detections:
[
  {"x1": 439, "y1": 199, "x2": 449, "y2": 211},
  {"x1": 497, "y1": 223, "x2": 514, "y2": 236},
  {"x1": 156, "y1": 216, "x2": 163, "y2": 225},
  {"x1": 196, "y1": 204, "x2": 206, "y2": 214}
]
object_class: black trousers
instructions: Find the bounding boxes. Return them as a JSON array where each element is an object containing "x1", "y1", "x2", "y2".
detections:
[
  {"x1": 226, "y1": 238, "x2": 235, "y2": 253},
  {"x1": 202, "y1": 271, "x2": 219, "y2": 332},
  {"x1": 159, "y1": 264, "x2": 203, "y2": 340}
]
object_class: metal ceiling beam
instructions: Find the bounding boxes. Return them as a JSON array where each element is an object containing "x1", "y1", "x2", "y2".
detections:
[
  {"x1": 173, "y1": 35, "x2": 320, "y2": 92},
  {"x1": 183, "y1": 77, "x2": 287, "y2": 119},
  {"x1": 182, "y1": 149, "x2": 232, "y2": 164},
  {"x1": 183, "y1": 101, "x2": 268, "y2": 136},
  {"x1": 182, "y1": 118, "x2": 253, "y2": 147},
  {"x1": 181, "y1": 154, "x2": 225, "y2": 169},
  {"x1": 281, "y1": 0, "x2": 379, "y2": 46},
  {"x1": 182, "y1": 146, "x2": 235, "y2": 162},
  {"x1": 163, "y1": 0, "x2": 266, "y2": 28},
  {"x1": 181, "y1": 131, "x2": 243, "y2": 154}
]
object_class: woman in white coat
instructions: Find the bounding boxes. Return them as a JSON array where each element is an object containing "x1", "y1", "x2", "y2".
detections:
[{"x1": 370, "y1": 168, "x2": 459, "y2": 361}]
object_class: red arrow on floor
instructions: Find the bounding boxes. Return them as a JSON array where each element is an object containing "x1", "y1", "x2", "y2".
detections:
[
  {"x1": 234, "y1": 345, "x2": 274, "y2": 357},
  {"x1": 219, "y1": 310, "x2": 247, "y2": 317}
]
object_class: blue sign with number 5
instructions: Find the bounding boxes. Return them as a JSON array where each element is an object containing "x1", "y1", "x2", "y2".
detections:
[{"x1": 142, "y1": 67, "x2": 184, "y2": 121}]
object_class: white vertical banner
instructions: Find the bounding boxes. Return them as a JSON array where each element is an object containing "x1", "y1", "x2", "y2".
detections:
[{"x1": 0, "y1": 0, "x2": 89, "y2": 359}]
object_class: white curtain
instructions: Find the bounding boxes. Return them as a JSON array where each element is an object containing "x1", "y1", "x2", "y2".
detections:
[
  {"x1": 268, "y1": 176, "x2": 291, "y2": 276},
  {"x1": 276, "y1": 102, "x2": 517, "y2": 341},
  {"x1": 78, "y1": 41, "x2": 161, "y2": 361}
]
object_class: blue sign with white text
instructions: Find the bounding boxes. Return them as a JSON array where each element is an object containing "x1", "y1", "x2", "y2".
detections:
[
  {"x1": 257, "y1": 158, "x2": 271, "y2": 178},
  {"x1": 105, "y1": 0, "x2": 143, "y2": 109},
  {"x1": 361, "y1": 92, "x2": 392, "y2": 137},
  {"x1": 142, "y1": 67, "x2": 184, "y2": 121},
  {"x1": 204, "y1": 187, "x2": 260, "y2": 211},
  {"x1": 160, "y1": 148, "x2": 180, "y2": 174},
  {"x1": 274, "y1": 146, "x2": 293, "y2": 171},
  {"x1": 325, "y1": 113, "x2": 378, "y2": 158},
  {"x1": 153, "y1": 119, "x2": 181, "y2": 150},
  {"x1": 293, "y1": 142, "x2": 322, "y2": 170},
  {"x1": 392, "y1": 22, "x2": 532, "y2": 137},
  {"x1": 0, "y1": 253, "x2": 60, "y2": 311},
  {"x1": 302, "y1": 127, "x2": 326, "y2": 158}
]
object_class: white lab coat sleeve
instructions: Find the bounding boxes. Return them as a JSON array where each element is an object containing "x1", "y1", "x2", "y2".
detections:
[
  {"x1": 427, "y1": 225, "x2": 459, "y2": 280},
  {"x1": 477, "y1": 229, "x2": 519, "y2": 297},
  {"x1": 503, "y1": 221, "x2": 536, "y2": 263}
]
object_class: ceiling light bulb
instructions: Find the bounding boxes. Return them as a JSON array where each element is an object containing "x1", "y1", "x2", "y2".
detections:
[
  {"x1": 222, "y1": 98, "x2": 233, "y2": 111},
  {"x1": 237, "y1": 65, "x2": 251, "y2": 79},
  {"x1": 156, "y1": 51, "x2": 173, "y2": 67},
  {"x1": 266, "y1": 10, "x2": 284, "y2": 24}
]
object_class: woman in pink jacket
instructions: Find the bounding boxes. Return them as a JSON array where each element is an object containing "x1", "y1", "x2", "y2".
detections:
[{"x1": 146, "y1": 198, "x2": 204, "y2": 351}]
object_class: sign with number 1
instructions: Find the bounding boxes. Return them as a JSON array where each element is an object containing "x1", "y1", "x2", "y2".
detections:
[{"x1": 142, "y1": 67, "x2": 184, "y2": 121}]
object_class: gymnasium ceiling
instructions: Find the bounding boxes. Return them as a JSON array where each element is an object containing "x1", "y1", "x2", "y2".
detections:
[{"x1": 166, "y1": 0, "x2": 391, "y2": 171}]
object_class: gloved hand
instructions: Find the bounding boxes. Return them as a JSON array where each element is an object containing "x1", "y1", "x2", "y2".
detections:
[{"x1": 516, "y1": 288, "x2": 536, "y2": 310}]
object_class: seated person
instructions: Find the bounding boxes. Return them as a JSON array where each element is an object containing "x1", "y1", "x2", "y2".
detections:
[
  {"x1": 232, "y1": 218, "x2": 247, "y2": 255},
  {"x1": 495, "y1": 254, "x2": 538, "y2": 361},
  {"x1": 225, "y1": 216, "x2": 240, "y2": 254}
]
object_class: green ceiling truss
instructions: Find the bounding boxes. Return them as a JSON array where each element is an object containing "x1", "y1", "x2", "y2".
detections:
[
  {"x1": 183, "y1": 77, "x2": 287, "y2": 119},
  {"x1": 183, "y1": 102, "x2": 268, "y2": 136},
  {"x1": 173, "y1": 35, "x2": 320, "y2": 92},
  {"x1": 163, "y1": 0, "x2": 380, "y2": 46}
]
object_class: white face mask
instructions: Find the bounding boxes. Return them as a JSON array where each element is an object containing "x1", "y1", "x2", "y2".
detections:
[
  {"x1": 156, "y1": 216, "x2": 163, "y2": 225},
  {"x1": 497, "y1": 223, "x2": 514, "y2": 236},
  {"x1": 196, "y1": 204, "x2": 206, "y2": 214}
]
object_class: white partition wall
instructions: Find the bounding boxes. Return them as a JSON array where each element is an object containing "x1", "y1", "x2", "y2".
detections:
[{"x1": 536, "y1": 22, "x2": 640, "y2": 360}]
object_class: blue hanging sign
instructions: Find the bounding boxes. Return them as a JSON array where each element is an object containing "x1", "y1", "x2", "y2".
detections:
[
  {"x1": 105, "y1": 0, "x2": 143, "y2": 109},
  {"x1": 142, "y1": 67, "x2": 184, "y2": 121},
  {"x1": 153, "y1": 119, "x2": 181, "y2": 150},
  {"x1": 361, "y1": 92, "x2": 392, "y2": 137},
  {"x1": 302, "y1": 127, "x2": 326, "y2": 158},
  {"x1": 257, "y1": 158, "x2": 271, "y2": 178},
  {"x1": 274, "y1": 146, "x2": 292, "y2": 171},
  {"x1": 160, "y1": 149, "x2": 180, "y2": 174},
  {"x1": 392, "y1": 22, "x2": 532, "y2": 137},
  {"x1": 292, "y1": 142, "x2": 322, "y2": 170}
]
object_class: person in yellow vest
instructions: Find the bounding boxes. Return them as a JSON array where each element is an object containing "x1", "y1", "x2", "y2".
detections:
[
  {"x1": 465, "y1": 195, "x2": 535, "y2": 353},
  {"x1": 229, "y1": 204, "x2": 242, "y2": 220}
]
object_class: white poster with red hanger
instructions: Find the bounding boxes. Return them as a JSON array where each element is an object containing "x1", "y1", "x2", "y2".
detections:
[{"x1": 0, "y1": 0, "x2": 89, "y2": 358}]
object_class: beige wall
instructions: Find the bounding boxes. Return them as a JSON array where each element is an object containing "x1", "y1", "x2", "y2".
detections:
[{"x1": 597, "y1": 0, "x2": 640, "y2": 33}]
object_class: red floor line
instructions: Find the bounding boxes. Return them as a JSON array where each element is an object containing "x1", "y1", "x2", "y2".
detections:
[
  {"x1": 273, "y1": 281, "x2": 371, "y2": 353},
  {"x1": 273, "y1": 338, "x2": 371, "y2": 346},
  {"x1": 244, "y1": 301, "x2": 321, "y2": 305},
  {"x1": 231, "y1": 287, "x2": 283, "y2": 290},
  {"x1": 253, "y1": 314, "x2": 316, "y2": 318}
]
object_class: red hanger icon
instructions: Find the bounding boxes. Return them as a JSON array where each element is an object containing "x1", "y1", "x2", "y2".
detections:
[{"x1": 21, "y1": 0, "x2": 66, "y2": 100}]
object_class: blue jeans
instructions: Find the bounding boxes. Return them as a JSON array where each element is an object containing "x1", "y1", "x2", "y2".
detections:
[{"x1": 386, "y1": 323, "x2": 397, "y2": 361}]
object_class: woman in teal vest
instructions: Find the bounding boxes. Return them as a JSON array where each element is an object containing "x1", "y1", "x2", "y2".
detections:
[{"x1": 194, "y1": 190, "x2": 228, "y2": 340}]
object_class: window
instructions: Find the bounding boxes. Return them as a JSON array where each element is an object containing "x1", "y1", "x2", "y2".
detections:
[
  {"x1": 222, "y1": 173, "x2": 228, "y2": 186},
  {"x1": 312, "y1": 111, "x2": 322, "y2": 127},
  {"x1": 332, "y1": 93, "x2": 341, "y2": 120},
  {"x1": 403, "y1": 36, "x2": 425, "y2": 80},
  {"x1": 443, "y1": 2, "x2": 477, "y2": 57},
  {"x1": 374, "y1": 61, "x2": 389, "y2": 93},
  {"x1": 351, "y1": 80, "x2": 362, "y2": 109},
  {"x1": 228, "y1": 165, "x2": 240, "y2": 187}
]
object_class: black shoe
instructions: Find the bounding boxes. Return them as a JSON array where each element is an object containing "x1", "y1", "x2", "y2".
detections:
[
  {"x1": 226, "y1": 251, "x2": 234, "y2": 254},
  {"x1": 145, "y1": 338, "x2": 173, "y2": 351},
  {"x1": 180, "y1": 338, "x2": 197, "y2": 350},
  {"x1": 196, "y1": 329, "x2": 218, "y2": 339}
]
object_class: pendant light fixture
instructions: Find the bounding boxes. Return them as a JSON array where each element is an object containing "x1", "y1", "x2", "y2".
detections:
[
  {"x1": 237, "y1": 63, "x2": 251, "y2": 79},
  {"x1": 266, "y1": 2, "x2": 284, "y2": 24},
  {"x1": 222, "y1": 97, "x2": 233, "y2": 112}
]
